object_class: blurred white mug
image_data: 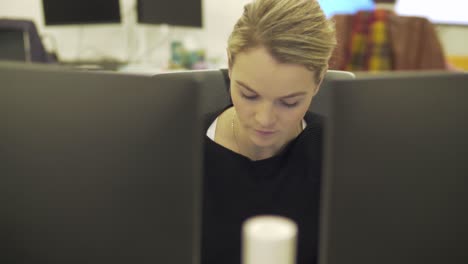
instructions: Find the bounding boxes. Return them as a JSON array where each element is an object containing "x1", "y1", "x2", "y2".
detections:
[{"x1": 242, "y1": 215, "x2": 298, "y2": 264}]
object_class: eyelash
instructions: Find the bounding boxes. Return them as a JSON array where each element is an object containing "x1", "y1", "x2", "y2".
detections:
[
  {"x1": 282, "y1": 101, "x2": 298, "y2": 108},
  {"x1": 240, "y1": 93, "x2": 299, "y2": 108},
  {"x1": 241, "y1": 93, "x2": 258, "y2": 100}
]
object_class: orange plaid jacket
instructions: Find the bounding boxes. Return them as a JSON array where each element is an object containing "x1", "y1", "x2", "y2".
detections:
[{"x1": 329, "y1": 12, "x2": 447, "y2": 71}]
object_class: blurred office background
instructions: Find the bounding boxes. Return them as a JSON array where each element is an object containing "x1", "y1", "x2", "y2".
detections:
[{"x1": 0, "y1": 0, "x2": 467, "y2": 72}]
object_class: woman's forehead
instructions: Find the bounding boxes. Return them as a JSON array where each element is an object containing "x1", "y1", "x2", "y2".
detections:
[
  {"x1": 231, "y1": 48, "x2": 316, "y2": 95},
  {"x1": 233, "y1": 47, "x2": 315, "y2": 78}
]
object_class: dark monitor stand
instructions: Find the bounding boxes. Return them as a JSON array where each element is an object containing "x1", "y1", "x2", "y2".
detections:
[
  {"x1": 319, "y1": 73, "x2": 468, "y2": 264},
  {"x1": 0, "y1": 61, "x2": 203, "y2": 264}
]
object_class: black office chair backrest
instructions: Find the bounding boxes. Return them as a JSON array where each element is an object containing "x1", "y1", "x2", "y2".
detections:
[
  {"x1": 0, "y1": 28, "x2": 30, "y2": 62},
  {"x1": 0, "y1": 19, "x2": 56, "y2": 63}
]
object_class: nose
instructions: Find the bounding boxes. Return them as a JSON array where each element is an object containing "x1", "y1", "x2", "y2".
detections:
[{"x1": 255, "y1": 102, "x2": 276, "y2": 128}]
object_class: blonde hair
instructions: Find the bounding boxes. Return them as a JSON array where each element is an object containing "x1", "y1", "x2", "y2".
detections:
[{"x1": 228, "y1": 0, "x2": 336, "y2": 83}]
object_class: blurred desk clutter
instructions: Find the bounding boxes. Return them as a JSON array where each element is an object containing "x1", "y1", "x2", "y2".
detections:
[
  {"x1": 59, "y1": 59, "x2": 128, "y2": 72},
  {"x1": 58, "y1": 40, "x2": 216, "y2": 73},
  {"x1": 447, "y1": 56, "x2": 468, "y2": 71},
  {"x1": 169, "y1": 40, "x2": 209, "y2": 70}
]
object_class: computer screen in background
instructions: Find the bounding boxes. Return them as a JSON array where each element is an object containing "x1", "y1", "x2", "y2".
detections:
[
  {"x1": 318, "y1": 0, "x2": 374, "y2": 17},
  {"x1": 396, "y1": 0, "x2": 468, "y2": 26},
  {"x1": 137, "y1": 0, "x2": 203, "y2": 28},
  {"x1": 319, "y1": 73, "x2": 468, "y2": 264},
  {"x1": 0, "y1": 61, "x2": 203, "y2": 264},
  {"x1": 42, "y1": 0, "x2": 121, "y2": 25}
]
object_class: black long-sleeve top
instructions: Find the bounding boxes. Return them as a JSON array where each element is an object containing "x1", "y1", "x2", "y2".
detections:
[{"x1": 201, "y1": 109, "x2": 324, "y2": 264}]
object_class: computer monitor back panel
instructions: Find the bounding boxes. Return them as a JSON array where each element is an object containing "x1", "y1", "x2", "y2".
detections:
[
  {"x1": 319, "y1": 73, "x2": 468, "y2": 264},
  {"x1": 0, "y1": 62, "x2": 202, "y2": 264}
]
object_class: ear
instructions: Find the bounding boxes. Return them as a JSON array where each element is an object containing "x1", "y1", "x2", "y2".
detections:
[
  {"x1": 227, "y1": 49, "x2": 232, "y2": 79},
  {"x1": 226, "y1": 49, "x2": 234, "y2": 102},
  {"x1": 313, "y1": 77, "x2": 324, "y2": 96},
  {"x1": 313, "y1": 68, "x2": 327, "y2": 96}
]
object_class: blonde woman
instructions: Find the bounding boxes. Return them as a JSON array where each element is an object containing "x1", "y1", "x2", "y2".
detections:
[{"x1": 202, "y1": 1, "x2": 336, "y2": 263}]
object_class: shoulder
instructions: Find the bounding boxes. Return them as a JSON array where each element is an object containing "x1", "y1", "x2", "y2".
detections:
[
  {"x1": 204, "y1": 111, "x2": 220, "y2": 131},
  {"x1": 304, "y1": 111, "x2": 325, "y2": 132},
  {"x1": 302, "y1": 112, "x2": 325, "y2": 163},
  {"x1": 297, "y1": 112, "x2": 325, "y2": 152},
  {"x1": 203, "y1": 105, "x2": 232, "y2": 130}
]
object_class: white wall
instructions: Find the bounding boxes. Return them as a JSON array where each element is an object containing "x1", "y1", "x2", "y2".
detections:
[
  {"x1": 394, "y1": 0, "x2": 468, "y2": 56},
  {"x1": 435, "y1": 25, "x2": 468, "y2": 56},
  {"x1": 0, "y1": 0, "x2": 249, "y2": 67},
  {"x1": 1, "y1": 0, "x2": 467, "y2": 68}
]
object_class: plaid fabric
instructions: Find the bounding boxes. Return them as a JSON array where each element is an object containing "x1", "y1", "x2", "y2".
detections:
[{"x1": 344, "y1": 10, "x2": 393, "y2": 71}]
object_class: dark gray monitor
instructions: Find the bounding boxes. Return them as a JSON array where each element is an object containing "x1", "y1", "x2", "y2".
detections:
[
  {"x1": 137, "y1": 0, "x2": 202, "y2": 28},
  {"x1": 0, "y1": 29, "x2": 30, "y2": 62},
  {"x1": 0, "y1": 62, "x2": 202, "y2": 264},
  {"x1": 42, "y1": 0, "x2": 121, "y2": 25},
  {"x1": 319, "y1": 73, "x2": 468, "y2": 264}
]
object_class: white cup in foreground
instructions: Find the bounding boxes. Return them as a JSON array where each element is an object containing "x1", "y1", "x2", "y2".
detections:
[{"x1": 242, "y1": 215, "x2": 298, "y2": 264}]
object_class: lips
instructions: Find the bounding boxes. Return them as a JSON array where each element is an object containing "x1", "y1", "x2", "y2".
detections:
[{"x1": 255, "y1": 129, "x2": 276, "y2": 136}]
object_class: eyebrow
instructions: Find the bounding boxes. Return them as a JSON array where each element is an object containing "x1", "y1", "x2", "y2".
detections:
[{"x1": 236, "y1": 80, "x2": 307, "y2": 99}]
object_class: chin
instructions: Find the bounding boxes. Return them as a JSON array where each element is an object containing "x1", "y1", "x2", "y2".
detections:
[{"x1": 250, "y1": 133, "x2": 279, "y2": 148}]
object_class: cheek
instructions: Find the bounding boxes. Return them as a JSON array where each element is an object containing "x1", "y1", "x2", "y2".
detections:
[
  {"x1": 231, "y1": 94, "x2": 252, "y2": 120},
  {"x1": 279, "y1": 105, "x2": 309, "y2": 125},
  {"x1": 231, "y1": 92, "x2": 243, "y2": 111}
]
